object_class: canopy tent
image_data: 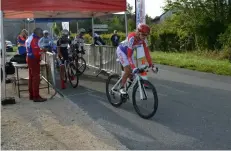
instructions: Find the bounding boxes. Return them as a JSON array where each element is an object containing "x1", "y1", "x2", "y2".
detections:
[{"x1": 1, "y1": 0, "x2": 127, "y2": 99}]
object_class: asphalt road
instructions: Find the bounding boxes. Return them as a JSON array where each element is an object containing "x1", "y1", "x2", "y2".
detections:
[{"x1": 55, "y1": 65, "x2": 231, "y2": 150}]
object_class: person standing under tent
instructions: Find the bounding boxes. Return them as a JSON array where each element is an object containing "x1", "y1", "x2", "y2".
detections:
[
  {"x1": 38, "y1": 30, "x2": 53, "y2": 52},
  {"x1": 26, "y1": 28, "x2": 47, "y2": 102},
  {"x1": 17, "y1": 29, "x2": 28, "y2": 55}
]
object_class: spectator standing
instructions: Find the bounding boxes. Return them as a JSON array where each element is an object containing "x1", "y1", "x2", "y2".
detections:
[
  {"x1": 111, "y1": 30, "x2": 120, "y2": 47},
  {"x1": 26, "y1": 28, "x2": 47, "y2": 102},
  {"x1": 17, "y1": 29, "x2": 28, "y2": 55}
]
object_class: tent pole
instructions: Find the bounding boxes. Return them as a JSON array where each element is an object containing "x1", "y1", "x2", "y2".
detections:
[
  {"x1": 76, "y1": 21, "x2": 79, "y2": 34},
  {"x1": 91, "y1": 17, "x2": 94, "y2": 44},
  {"x1": 27, "y1": 19, "x2": 30, "y2": 35},
  {"x1": 125, "y1": 11, "x2": 128, "y2": 37},
  {"x1": 0, "y1": 11, "x2": 6, "y2": 99},
  {"x1": 34, "y1": 19, "x2": 36, "y2": 29}
]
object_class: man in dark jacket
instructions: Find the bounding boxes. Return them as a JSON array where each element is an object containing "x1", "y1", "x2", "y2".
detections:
[{"x1": 111, "y1": 30, "x2": 120, "y2": 47}]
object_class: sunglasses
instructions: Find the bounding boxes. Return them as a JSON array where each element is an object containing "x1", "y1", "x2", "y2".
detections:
[{"x1": 140, "y1": 33, "x2": 148, "y2": 37}]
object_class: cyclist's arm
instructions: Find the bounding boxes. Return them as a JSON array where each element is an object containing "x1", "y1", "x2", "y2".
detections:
[
  {"x1": 57, "y1": 39, "x2": 63, "y2": 58},
  {"x1": 79, "y1": 38, "x2": 85, "y2": 51},
  {"x1": 38, "y1": 37, "x2": 44, "y2": 49},
  {"x1": 143, "y1": 39, "x2": 152, "y2": 66},
  {"x1": 127, "y1": 36, "x2": 136, "y2": 69}
]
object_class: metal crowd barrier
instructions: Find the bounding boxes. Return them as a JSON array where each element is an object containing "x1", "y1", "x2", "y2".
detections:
[
  {"x1": 41, "y1": 52, "x2": 57, "y2": 99},
  {"x1": 39, "y1": 45, "x2": 122, "y2": 97},
  {"x1": 84, "y1": 44, "x2": 121, "y2": 76}
]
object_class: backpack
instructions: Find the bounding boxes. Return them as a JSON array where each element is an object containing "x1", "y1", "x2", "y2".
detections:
[
  {"x1": 10, "y1": 54, "x2": 27, "y2": 64},
  {"x1": 5, "y1": 62, "x2": 15, "y2": 75}
]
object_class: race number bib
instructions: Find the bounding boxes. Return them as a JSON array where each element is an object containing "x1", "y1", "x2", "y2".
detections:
[{"x1": 136, "y1": 45, "x2": 145, "y2": 59}]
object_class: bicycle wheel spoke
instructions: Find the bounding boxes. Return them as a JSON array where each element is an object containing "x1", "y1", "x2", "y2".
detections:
[{"x1": 132, "y1": 80, "x2": 158, "y2": 119}]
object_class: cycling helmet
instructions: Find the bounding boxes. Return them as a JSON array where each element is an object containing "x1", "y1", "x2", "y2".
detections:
[
  {"x1": 79, "y1": 28, "x2": 86, "y2": 33},
  {"x1": 137, "y1": 23, "x2": 150, "y2": 35},
  {"x1": 33, "y1": 28, "x2": 43, "y2": 37},
  {"x1": 61, "y1": 29, "x2": 69, "y2": 36},
  {"x1": 43, "y1": 30, "x2": 49, "y2": 34}
]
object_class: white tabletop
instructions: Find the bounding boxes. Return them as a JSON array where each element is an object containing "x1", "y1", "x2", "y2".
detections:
[{"x1": 12, "y1": 60, "x2": 47, "y2": 68}]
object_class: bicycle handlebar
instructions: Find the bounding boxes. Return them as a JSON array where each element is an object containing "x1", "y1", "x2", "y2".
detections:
[{"x1": 137, "y1": 65, "x2": 159, "y2": 74}]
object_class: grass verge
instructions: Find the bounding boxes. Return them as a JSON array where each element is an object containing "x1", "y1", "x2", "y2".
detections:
[
  {"x1": 151, "y1": 51, "x2": 231, "y2": 76},
  {"x1": 13, "y1": 46, "x2": 18, "y2": 52}
]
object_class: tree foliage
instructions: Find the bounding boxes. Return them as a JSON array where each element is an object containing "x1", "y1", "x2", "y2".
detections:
[{"x1": 151, "y1": 0, "x2": 231, "y2": 53}]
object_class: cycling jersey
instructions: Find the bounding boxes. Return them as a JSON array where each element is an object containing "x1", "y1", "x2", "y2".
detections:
[
  {"x1": 73, "y1": 34, "x2": 84, "y2": 52},
  {"x1": 118, "y1": 32, "x2": 152, "y2": 69},
  {"x1": 17, "y1": 35, "x2": 27, "y2": 55},
  {"x1": 38, "y1": 36, "x2": 52, "y2": 48},
  {"x1": 26, "y1": 33, "x2": 42, "y2": 60},
  {"x1": 57, "y1": 37, "x2": 71, "y2": 64}
]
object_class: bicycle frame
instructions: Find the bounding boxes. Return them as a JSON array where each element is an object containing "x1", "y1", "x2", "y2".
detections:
[{"x1": 111, "y1": 71, "x2": 148, "y2": 100}]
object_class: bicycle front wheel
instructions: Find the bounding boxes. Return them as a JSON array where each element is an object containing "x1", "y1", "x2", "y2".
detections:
[
  {"x1": 132, "y1": 80, "x2": 158, "y2": 119},
  {"x1": 67, "y1": 62, "x2": 79, "y2": 88}
]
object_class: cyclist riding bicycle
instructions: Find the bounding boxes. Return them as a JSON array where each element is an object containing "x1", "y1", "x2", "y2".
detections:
[
  {"x1": 73, "y1": 28, "x2": 86, "y2": 54},
  {"x1": 116, "y1": 23, "x2": 155, "y2": 95},
  {"x1": 57, "y1": 29, "x2": 72, "y2": 89}
]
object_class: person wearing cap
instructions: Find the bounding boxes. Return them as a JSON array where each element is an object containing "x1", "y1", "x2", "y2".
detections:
[
  {"x1": 111, "y1": 30, "x2": 120, "y2": 47},
  {"x1": 26, "y1": 28, "x2": 47, "y2": 102},
  {"x1": 38, "y1": 30, "x2": 52, "y2": 52},
  {"x1": 116, "y1": 23, "x2": 156, "y2": 95},
  {"x1": 17, "y1": 29, "x2": 28, "y2": 55},
  {"x1": 56, "y1": 29, "x2": 72, "y2": 89},
  {"x1": 88, "y1": 29, "x2": 105, "y2": 46},
  {"x1": 73, "y1": 28, "x2": 86, "y2": 54}
]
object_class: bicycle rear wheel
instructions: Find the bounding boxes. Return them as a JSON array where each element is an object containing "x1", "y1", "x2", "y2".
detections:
[
  {"x1": 67, "y1": 62, "x2": 79, "y2": 88},
  {"x1": 106, "y1": 74, "x2": 123, "y2": 107},
  {"x1": 132, "y1": 80, "x2": 158, "y2": 119},
  {"x1": 75, "y1": 57, "x2": 86, "y2": 75}
]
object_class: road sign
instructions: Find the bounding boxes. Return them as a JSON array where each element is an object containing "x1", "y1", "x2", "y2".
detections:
[{"x1": 93, "y1": 24, "x2": 108, "y2": 31}]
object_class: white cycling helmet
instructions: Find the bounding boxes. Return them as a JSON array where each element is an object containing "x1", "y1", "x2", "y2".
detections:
[{"x1": 43, "y1": 30, "x2": 49, "y2": 34}]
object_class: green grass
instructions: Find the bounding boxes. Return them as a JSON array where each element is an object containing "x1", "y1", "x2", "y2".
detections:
[
  {"x1": 151, "y1": 51, "x2": 231, "y2": 76},
  {"x1": 13, "y1": 46, "x2": 18, "y2": 52}
]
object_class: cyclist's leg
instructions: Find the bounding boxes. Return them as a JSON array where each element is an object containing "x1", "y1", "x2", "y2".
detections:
[
  {"x1": 57, "y1": 57, "x2": 66, "y2": 89},
  {"x1": 116, "y1": 47, "x2": 131, "y2": 94}
]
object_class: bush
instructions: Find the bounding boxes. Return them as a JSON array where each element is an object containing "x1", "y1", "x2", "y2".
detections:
[{"x1": 73, "y1": 32, "x2": 126, "y2": 45}]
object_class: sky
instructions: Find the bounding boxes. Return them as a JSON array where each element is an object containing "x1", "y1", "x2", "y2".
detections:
[{"x1": 126, "y1": 0, "x2": 166, "y2": 18}]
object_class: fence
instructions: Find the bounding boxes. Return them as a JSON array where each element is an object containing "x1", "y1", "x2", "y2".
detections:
[
  {"x1": 40, "y1": 44, "x2": 122, "y2": 97},
  {"x1": 83, "y1": 44, "x2": 121, "y2": 75},
  {"x1": 40, "y1": 51, "x2": 57, "y2": 98}
]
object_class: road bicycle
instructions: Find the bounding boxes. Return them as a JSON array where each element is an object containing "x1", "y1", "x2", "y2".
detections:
[
  {"x1": 70, "y1": 44, "x2": 87, "y2": 76},
  {"x1": 62, "y1": 56, "x2": 79, "y2": 88},
  {"x1": 106, "y1": 65, "x2": 159, "y2": 119}
]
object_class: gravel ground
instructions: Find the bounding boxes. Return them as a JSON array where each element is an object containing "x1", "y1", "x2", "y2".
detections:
[{"x1": 1, "y1": 82, "x2": 127, "y2": 150}]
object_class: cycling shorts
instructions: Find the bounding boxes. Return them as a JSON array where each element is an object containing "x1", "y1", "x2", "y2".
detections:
[
  {"x1": 116, "y1": 47, "x2": 136, "y2": 67},
  {"x1": 57, "y1": 56, "x2": 68, "y2": 66}
]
